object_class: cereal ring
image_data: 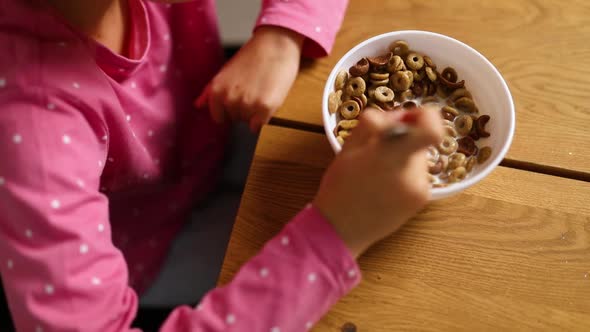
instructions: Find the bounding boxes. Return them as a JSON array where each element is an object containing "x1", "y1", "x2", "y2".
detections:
[
  {"x1": 424, "y1": 55, "x2": 436, "y2": 69},
  {"x1": 370, "y1": 72, "x2": 390, "y2": 81},
  {"x1": 448, "y1": 167, "x2": 467, "y2": 183},
  {"x1": 425, "y1": 66, "x2": 437, "y2": 82},
  {"x1": 399, "y1": 89, "x2": 414, "y2": 101},
  {"x1": 335, "y1": 70, "x2": 349, "y2": 91},
  {"x1": 442, "y1": 105, "x2": 459, "y2": 116},
  {"x1": 345, "y1": 77, "x2": 366, "y2": 97},
  {"x1": 402, "y1": 101, "x2": 418, "y2": 110},
  {"x1": 412, "y1": 70, "x2": 425, "y2": 82},
  {"x1": 349, "y1": 58, "x2": 369, "y2": 77},
  {"x1": 429, "y1": 159, "x2": 443, "y2": 174},
  {"x1": 411, "y1": 81, "x2": 425, "y2": 97},
  {"x1": 478, "y1": 146, "x2": 492, "y2": 164},
  {"x1": 441, "y1": 108, "x2": 456, "y2": 121},
  {"x1": 367, "y1": 86, "x2": 377, "y2": 99},
  {"x1": 336, "y1": 136, "x2": 345, "y2": 145},
  {"x1": 475, "y1": 115, "x2": 491, "y2": 137},
  {"x1": 448, "y1": 88, "x2": 472, "y2": 103},
  {"x1": 421, "y1": 96, "x2": 439, "y2": 105},
  {"x1": 443, "y1": 125, "x2": 458, "y2": 137},
  {"x1": 387, "y1": 55, "x2": 406, "y2": 72},
  {"x1": 360, "y1": 94, "x2": 368, "y2": 108},
  {"x1": 339, "y1": 100, "x2": 361, "y2": 119},
  {"x1": 367, "y1": 102, "x2": 384, "y2": 112},
  {"x1": 427, "y1": 82, "x2": 438, "y2": 96},
  {"x1": 457, "y1": 136, "x2": 478, "y2": 156},
  {"x1": 370, "y1": 78, "x2": 389, "y2": 87},
  {"x1": 374, "y1": 86, "x2": 395, "y2": 103},
  {"x1": 441, "y1": 67, "x2": 458, "y2": 83},
  {"x1": 436, "y1": 85, "x2": 449, "y2": 98},
  {"x1": 438, "y1": 136, "x2": 458, "y2": 155},
  {"x1": 405, "y1": 53, "x2": 424, "y2": 70},
  {"x1": 338, "y1": 130, "x2": 351, "y2": 139},
  {"x1": 351, "y1": 96, "x2": 365, "y2": 110},
  {"x1": 440, "y1": 155, "x2": 449, "y2": 171},
  {"x1": 328, "y1": 90, "x2": 343, "y2": 114},
  {"x1": 433, "y1": 183, "x2": 448, "y2": 188},
  {"x1": 391, "y1": 71, "x2": 412, "y2": 91},
  {"x1": 337, "y1": 119, "x2": 359, "y2": 131},
  {"x1": 389, "y1": 40, "x2": 410, "y2": 56},
  {"x1": 428, "y1": 174, "x2": 437, "y2": 183},
  {"x1": 427, "y1": 146, "x2": 439, "y2": 162},
  {"x1": 376, "y1": 100, "x2": 396, "y2": 111},
  {"x1": 454, "y1": 114, "x2": 473, "y2": 136},
  {"x1": 454, "y1": 97, "x2": 478, "y2": 113},
  {"x1": 465, "y1": 157, "x2": 476, "y2": 172},
  {"x1": 448, "y1": 153, "x2": 466, "y2": 170}
]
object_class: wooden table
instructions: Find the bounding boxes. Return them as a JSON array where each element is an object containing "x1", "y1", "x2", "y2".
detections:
[{"x1": 219, "y1": 1, "x2": 590, "y2": 330}]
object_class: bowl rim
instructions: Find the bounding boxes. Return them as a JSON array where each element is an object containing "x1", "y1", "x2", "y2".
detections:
[{"x1": 322, "y1": 30, "x2": 515, "y2": 198}]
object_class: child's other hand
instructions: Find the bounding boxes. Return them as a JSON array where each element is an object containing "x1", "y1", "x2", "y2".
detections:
[
  {"x1": 313, "y1": 107, "x2": 443, "y2": 258},
  {"x1": 196, "y1": 26, "x2": 303, "y2": 133}
]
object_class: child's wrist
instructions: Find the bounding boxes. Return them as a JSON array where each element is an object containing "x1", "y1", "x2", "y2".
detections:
[{"x1": 253, "y1": 26, "x2": 304, "y2": 55}]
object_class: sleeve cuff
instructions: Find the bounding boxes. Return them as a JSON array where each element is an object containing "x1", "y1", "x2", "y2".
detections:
[{"x1": 254, "y1": 12, "x2": 338, "y2": 58}]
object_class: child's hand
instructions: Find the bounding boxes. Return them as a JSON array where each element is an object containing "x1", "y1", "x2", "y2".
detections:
[
  {"x1": 313, "y1": 108, "x2": 443, "y2": 258},
  {"x1": 196, "y1": 26, "x2": 304, "y2": 133}
]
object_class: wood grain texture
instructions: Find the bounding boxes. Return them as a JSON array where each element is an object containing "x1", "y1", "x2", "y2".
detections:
[
  {"x1": 275, "y1": 0, "x2": 590, "y2": 175},
  {"x1": 218, "y1": 125, "x2": 590, "y2": 331}
]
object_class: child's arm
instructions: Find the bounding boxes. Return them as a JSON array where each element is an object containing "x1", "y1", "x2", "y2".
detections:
[
  {"x1": 0, "y1": 90, "x2": 355, "y2": 331},
  {"x1": 197, "y1": 0, "x2": 349, "y2": 132}
]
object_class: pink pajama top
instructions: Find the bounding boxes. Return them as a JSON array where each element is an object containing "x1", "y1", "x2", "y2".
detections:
[{"x1": 0, "y1": 0, "x2": 359, "y2": 330}]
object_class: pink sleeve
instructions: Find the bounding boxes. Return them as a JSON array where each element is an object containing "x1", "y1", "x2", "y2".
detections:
[
  {"x1": 0, "y1": 91, "x2": 360, "y2": 331},
  {"x1": 162, "y1": 204, "x2": 360, "y2": 331},
  {"x1": 255, "y1": 0, "x2": 349, "y2": 57}
]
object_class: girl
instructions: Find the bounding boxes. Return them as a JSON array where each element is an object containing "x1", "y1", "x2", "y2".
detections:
[{"x1": 0, "y1": 0, "x2": 442, "y2": 331}]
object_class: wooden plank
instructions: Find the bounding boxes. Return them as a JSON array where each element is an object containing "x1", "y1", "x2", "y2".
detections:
[
  {"x1": 274, "y1": 0, "x2": 590, "y2": 175},
  {"x1": 219, "y1": 125, "x2": 590, "y2": 331}
]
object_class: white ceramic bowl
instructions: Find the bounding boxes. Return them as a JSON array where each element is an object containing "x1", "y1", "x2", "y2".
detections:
[{"x1": 322, "y1": 30, "x2": 515, "y2": 200}]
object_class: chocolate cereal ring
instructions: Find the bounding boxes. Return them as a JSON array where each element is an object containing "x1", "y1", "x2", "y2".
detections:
[
  {"x1": 349, "y1": 58, "x2": 369, "y2": 77},
  {"x1": 441, "y1": 67, "x2": 458, "y2": 83},
  {"x1": 475, "y1": 115, "x2": 491, "y2": 137},
  {"x1": 457, "y1": 136, "x2": 478, "y2": 156},
  {"x1": 339, "y1": 100, "x2": 361, "y2": 119},
  {"x1": 367, "y1": 53, "x2": 392, "y2": 70},
  {"x1": 374, "y1": 86, "x2": 395, "y2": 103}
]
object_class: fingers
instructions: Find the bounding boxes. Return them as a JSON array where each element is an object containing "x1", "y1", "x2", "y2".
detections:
[
  {"x1": 345, "y1": 108, "x2": 404, "y2": 148},
  {"x1": 395, "y1": 106, "x2": 443, "y2": 154},
  {"x1": 196, "y1": 83, "x2": 226, "y2": 124},
  {"x1": 345, "y1": 106, "x2": 443, "y2": 157}
]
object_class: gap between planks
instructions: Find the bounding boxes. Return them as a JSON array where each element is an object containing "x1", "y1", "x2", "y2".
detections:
[{"x1": 267, "y1": 118, "x2": 590, "y2": 183}]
